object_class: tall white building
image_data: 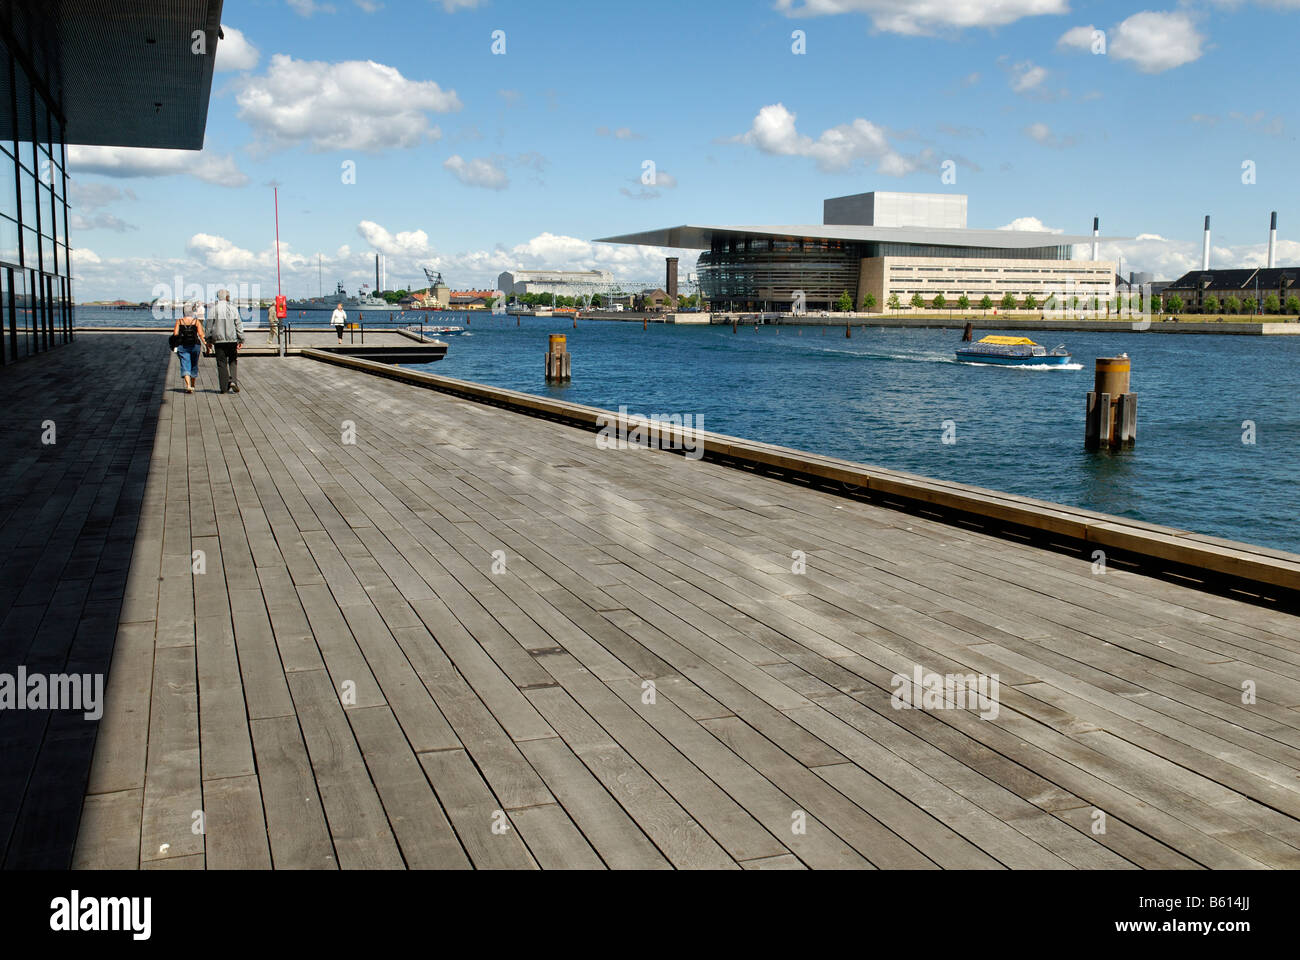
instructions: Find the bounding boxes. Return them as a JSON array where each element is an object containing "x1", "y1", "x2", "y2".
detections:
[{"x1": 498, "y1": 269, "x2": 618, "y2": 299}]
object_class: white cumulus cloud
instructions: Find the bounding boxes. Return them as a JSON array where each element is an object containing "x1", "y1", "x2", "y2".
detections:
[
  {"x1": 730, "y1": 103, "x2": 924, "y2": 175},
  {"x1": 67, "y1": 146, "x2": 249, "y2": 187},
  {"x1": 215, "y1": 25, "x2": 259, "y2": 72},
  {"x1": 773, "y1": 0, "x2": 1068, "y2": 35},
  {"x1": 235, "y1": 54, "x2": 461, "y2": 154},
  {"x1": 998, "y1": 217, "x2": 1064, "y2": 233},
  {"x1": 1109, "y1": 11, "x2": 1205, "y2": 73},
  {"x1": 444, "y1": 154, "x2": 509, "y2": 190}
]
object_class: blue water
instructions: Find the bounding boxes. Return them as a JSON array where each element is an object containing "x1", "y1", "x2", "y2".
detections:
[{"x1": 75, "y1": 308, "x2": 1300, "y2": 553}]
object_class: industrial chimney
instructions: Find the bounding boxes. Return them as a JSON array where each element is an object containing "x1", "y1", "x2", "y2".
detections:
[
  {"x1": 1091, "y1": 217, "x2": 1099, "y2": 261},
  {"x1": 1268, "y1": 211, "x2": 1278, "y2": 269},
  {"x1": 375, "y1": 254, "x2": 381, "y2": 293},
  {"x1": 1202, "y1": 216, "x2": 1211, "y2": 271}
]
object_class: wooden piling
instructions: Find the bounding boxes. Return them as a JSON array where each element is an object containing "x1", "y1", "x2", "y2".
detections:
[
  {"x1": 845, "y1": 324, "x2": 851, "y2": 338},
  {"x1": 1086, "y1": 356, "x2": 1136, "y2": 449},
  {"x1": 545, "y1": 333, "x2": 571, "y2": 383},
  {"x1": 962, "y1": 321, "x2": 974, "y2": 342}
]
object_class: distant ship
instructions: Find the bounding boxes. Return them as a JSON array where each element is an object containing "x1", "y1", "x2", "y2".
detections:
[{"x1": 286, "y1": 281, "x2": 403, "y2": 313}]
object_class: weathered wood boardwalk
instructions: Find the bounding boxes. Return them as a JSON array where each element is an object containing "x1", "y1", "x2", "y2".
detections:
[{"x1": 5, "y1": 334, "x2": 1300, "y2": 869}]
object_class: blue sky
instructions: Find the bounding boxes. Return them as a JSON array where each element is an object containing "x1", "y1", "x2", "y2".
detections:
[{"x1": 68, "y1": 0, "x2": 1299, "y2": 300}]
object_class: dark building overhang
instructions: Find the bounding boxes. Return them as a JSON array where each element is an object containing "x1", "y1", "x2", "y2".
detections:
[{"x1": 1, "y1": 0, "x2": 223, "y2": 149}]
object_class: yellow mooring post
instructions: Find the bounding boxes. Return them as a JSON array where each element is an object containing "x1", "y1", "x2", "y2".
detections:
[
  {"x1": 1086, "y1": 356, "x2": 1137, "y2": 449},
  {"x1": 545, "y1": 333, "x2": 571, "y2": 383}
]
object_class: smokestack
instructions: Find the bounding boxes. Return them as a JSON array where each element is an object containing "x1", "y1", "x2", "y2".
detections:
[
  {"x1": 375, "y1": 254, "x2": 381, "y2": 292},
  {"x1": 1268, "y1": 211, "x2": 1277, "y2": 269},
  {"x1": 1202, "y1": 215, "x2": 1211, "y2": 271},
  {"x1": 666, "y1": 257, "x2": 679, "y2": 304},
  {"x1": 1091, "y1": 216, "x2": 1099, "y2": 261}
]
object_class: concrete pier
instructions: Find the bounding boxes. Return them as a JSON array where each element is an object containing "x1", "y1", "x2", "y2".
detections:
[{"x1": 3, "y1": 333, "x2": 1300, "y2": 870}]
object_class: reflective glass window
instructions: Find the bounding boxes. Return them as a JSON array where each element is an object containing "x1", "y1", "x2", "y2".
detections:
[
  {"x1": 0, "y1": 154, "x2": 14, "y2": 220},
  {"x1": 0, "y1": 215, "x2": 18, "y2": 266},
  {"x1": 22, "y1": 226, "x2": 36, "y2": 268},
  {"x1": 18, "y1": 165, "x2": 35, "y2": 231}
]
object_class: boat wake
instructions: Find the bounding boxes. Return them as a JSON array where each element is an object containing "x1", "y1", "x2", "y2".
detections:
[{"x1": 959, "y1": 361, "x2": 1083, "y2": 371}]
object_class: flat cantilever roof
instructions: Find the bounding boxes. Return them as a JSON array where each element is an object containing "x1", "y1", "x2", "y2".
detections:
[
  {"x1": 594, "y1": 223, "x2": 1122, "y2": 250},
  {"x1": 4, "y1": 0, "x2": 223, "y2": 149}
]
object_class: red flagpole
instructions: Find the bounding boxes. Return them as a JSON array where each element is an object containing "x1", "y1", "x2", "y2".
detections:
[{"x1": 274, "y1": 187, "x2": 282, "y2": 299}]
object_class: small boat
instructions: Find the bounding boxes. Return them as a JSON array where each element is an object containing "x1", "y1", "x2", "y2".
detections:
[{"x1": 956, "y1": 335, "x2": 1071, "y2": 366}]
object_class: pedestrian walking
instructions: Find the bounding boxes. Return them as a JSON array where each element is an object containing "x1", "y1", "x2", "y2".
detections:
[
  {"x1": 171, "y1": 305, "x2": 206, "y2": 394},
  {"x1": 266, "y1": 302, "x2": 280, "y2": 345},
  {"x1": 208, "y1": 289, "x2": 245, "y2": 394},
  {"x1": 330, "y1": 302, "x2": 347, "y2": 343}
]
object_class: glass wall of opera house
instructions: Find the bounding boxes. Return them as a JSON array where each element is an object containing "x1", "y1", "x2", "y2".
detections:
[{"x1": 596, "y1": 191, "x2": 1118, "y2": 313}]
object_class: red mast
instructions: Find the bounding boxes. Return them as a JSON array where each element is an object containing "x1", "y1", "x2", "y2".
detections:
[{"x1": 274, "y1": 186, "x2": 282, "y2": 299}]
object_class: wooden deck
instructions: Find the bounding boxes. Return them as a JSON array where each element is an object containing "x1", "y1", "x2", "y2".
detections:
[{"x1": 5, "y1": 334, "x2": 1300, "y2": 869}]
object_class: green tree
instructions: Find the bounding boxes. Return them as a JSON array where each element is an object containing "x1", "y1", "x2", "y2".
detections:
[
  {"x1": 1023, "y1": 294, "x2": 1038, "y2": 311},
  {"x1": 836, "y1": 290, "x2": 853, "y2": 313},
  {"x1": 887, "y1": 293, "x2": 901, "y2": 313},
  {"x1": 1243, "y1": 296, "x2": 1257, "y2": 314},
  {"x1": 1150, "y1": 294, "x2": 1162, "y2": 315},
  {"x1": 1287, "y1": 295, "x2": 1300, "y2": 316},
  {"x1": 860, "y1": 292, "x2": 878, "y2": 312},
  {"x1": 1264, "y1": 293, "x2": 1281, "y2": 314},
  {"x1": 931, "y1": 293, "x2": 946, "y2": 311},
  {"x1": 910, "y1": 293, "x2": 925, "y2": 310},
  {"x1": 979, "y1": 294, "x2": 992, "y2": 316},
  {"x1": 1225, "y1": 295, "x2": 1242, "y2": 315},
  {"x1": 1166, "y1": 293, "x2": 1184, "y2": 313},
  {"x1": 1203, "y1": 295, "x2": 1220, "y2": 315},
  {"x1": 957, "y1": 294, "x2": 970, "y2": 313},
  {"x1": 483, "y1": 296, "x2": 497, "y2": 310},
  {"x1": 1000, "y1": 292, "x2": 1017, "y2": 311}
]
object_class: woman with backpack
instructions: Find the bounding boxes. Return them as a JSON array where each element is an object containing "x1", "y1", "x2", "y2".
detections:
[{"x1": 171, "y1": 304, "x2": 206, "y2": 394}]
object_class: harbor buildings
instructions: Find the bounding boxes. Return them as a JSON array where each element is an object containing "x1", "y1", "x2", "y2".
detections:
[{"x1": 597, "y1": 191, "x2": 1117, "y2": 313}]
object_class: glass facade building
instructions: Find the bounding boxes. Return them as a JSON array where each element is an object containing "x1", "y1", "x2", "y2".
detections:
[
  {"x1": 697, "y1": 233, "x2": 1075, "y2": 311},
  {"x1": 0, "y1": 18, "x2": 72, "y2": 365}
]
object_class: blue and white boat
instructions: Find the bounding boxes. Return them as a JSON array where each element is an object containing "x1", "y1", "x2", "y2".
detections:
[{"x1": 956, "y1": 335, "x2": 1072, "y2": 366}]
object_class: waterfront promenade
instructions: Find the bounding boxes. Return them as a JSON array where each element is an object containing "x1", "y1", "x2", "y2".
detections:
[{"x1": 3, "y1": 334, "x2": 1300, "y2": 869}]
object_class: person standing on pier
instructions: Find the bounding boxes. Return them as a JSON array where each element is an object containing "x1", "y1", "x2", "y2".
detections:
[
  {"x1": 208, "y1": 289, "x2": 245, "y2": 394},
  {"x1": 171, "y1": 305, "x2": 205, "y2": 394},
  {"x1": 266, "y1": 301, "x2": 280, "y2": 345},
  {"x1": 330, "y1": 302, "x2": 347, "y2": 343}
]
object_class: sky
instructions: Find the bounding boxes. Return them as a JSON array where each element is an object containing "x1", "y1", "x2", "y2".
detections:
[{"x1": 67, "y1": 0, "x2": 1300, "y2": 302}]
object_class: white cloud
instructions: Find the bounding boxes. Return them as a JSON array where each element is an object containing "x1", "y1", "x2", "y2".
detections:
[
  {"x1": 215, "y1": 25, "x2": 259, "y2": 72},
  {"x1": 730, "y1": 102, "x2": 924, "y2": 175},
  {"x1": 1109, "y1": 11, "x2": 1205, "y2": 73},
  {"x1": 773, "y1": 0, "x2": 1068, "y2": 35},
  {"x1": 235, "y1": 54, "x2": 461, "y2": 154},
  {"x1": 287, "y1": 0, "x2": 336, "y2": 16},
  {"x1": 1009, "y1": 61, "x2": 1048, "y2": 93},
  {"x1": 444, "y1": 154, "x2": 509, "y2": 190},
  {"x1": 436, "y1": 0, "x2": 485, "y2": 9},
  {"x1": 68, "y1": 181, "x2": 127, "y2": 210},
  {"x1": 998, "y1": 217, "x2": 1064, "y2": 233},
  {"x1": 1057, "y1": 24, "x2": 1100, "y2": 52},
  {"x1": 69, "y1": 212, "x2": 136, "y2": 233},
  {"x1": 597, "y1": 126, "x2": 643, "y2": 140},
  {"x1": 67, "y1": 146, "x2": 249, "y2": 187},
  {"x1": 356, "y1": 221, "x2": 432, "y2": 257},
  {"x1": 1022, "y1": 122, "x2": 1075, "y2": 148}
]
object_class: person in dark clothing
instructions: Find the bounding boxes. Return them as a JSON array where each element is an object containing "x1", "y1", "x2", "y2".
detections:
[
  {"x1": 207, "y1": 289, "x2": 245, "y2": 394},
  {"x1": 172, "y1": 307, "x2": 206, "y2": 394}
]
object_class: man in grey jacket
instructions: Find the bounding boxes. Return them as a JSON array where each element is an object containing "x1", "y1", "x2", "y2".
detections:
[{"x1": 208, "y1": 289, "x2": 245, "y2": 394}]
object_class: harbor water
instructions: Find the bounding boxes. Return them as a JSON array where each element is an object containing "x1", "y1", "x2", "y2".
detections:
[{"x1": 75, "y1": 308, "x2": 1300, "y2": 553}]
